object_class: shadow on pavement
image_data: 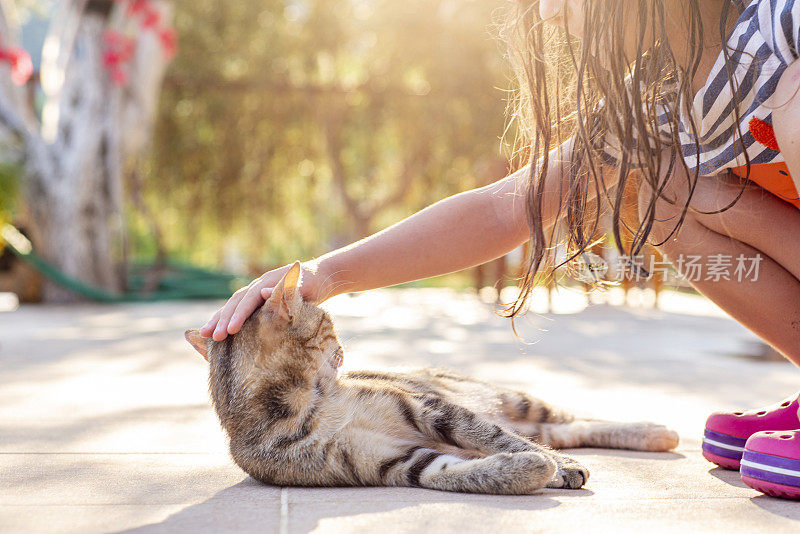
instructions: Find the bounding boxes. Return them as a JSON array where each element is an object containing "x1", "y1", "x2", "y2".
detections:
[
  {"x1": 750, "y1": 495, "x2": 800, "y2": 520},
  {"x1": 706, "y1": 466, "x2": 750, "y2": 489},
  {"x1": 116, "y1": 478, "x2": 569, "y2": 534},
  {"x1": 567, "y1": 448, "x2": 686, "y2": 461}
]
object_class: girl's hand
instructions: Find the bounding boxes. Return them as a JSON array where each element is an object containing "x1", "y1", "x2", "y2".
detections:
[{"x1": 199, "y1": 260, "x2": 330, "y2": 341}]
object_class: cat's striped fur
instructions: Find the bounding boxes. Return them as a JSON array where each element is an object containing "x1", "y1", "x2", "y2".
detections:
[{"x1": 185, "y1": 263, "x2": 679, "y2": 495}]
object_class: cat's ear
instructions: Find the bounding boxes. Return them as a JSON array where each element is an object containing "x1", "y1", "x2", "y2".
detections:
[
  {"x1": 266, "y1": 261, "x2": 303, "y2": 324},
  {"x1": 185, "y1": 329, "x2": 210, "y2": 361}
]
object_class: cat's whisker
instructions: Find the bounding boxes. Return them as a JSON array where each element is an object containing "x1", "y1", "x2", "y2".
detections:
[
  {"x1": 339, "y1": 334, "x2": 363, "y2": 348},
  {"x1": 314, "y1": 270, "x2": 353, "y2": 301}
]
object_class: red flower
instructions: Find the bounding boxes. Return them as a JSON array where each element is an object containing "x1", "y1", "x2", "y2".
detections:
[
  {"x1": 102, "y1": 30, "x2": 136, "y2": 86},
  {"x1": 141, "y1": 8, "x2": 161, "y2": 29},
  {"x1": 0, "y1": 47, "x2": 32, "y2": 85},
  {"x1": 127, "y1": 0, "x2": 148, "y2": 16},
  {"x1": 102, "y1": 50, "x2": 121, "y2": 67},
  {"x1": 104, "y1": 29, "x2": 124, "y2": 45},
  {"x1": 103, "y1": 31, "x2": 136, "y2": 62},
  {"x1": 749, "y1": 117, "x2": 780, "y2": 151},
  {"x1": 158, "y1": 27, "x2": 177, "y2": 59},
  {"x1": 109, "y1": 66, "x2": 128, "y2": 86},
  {"x1": 129, "y1": 0, "x2": 161, "y2": 29}
]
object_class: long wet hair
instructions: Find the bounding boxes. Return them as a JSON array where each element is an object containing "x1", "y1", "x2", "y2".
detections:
[{"x1": 499, "y1": 0, "x2": 746, "y2": 318}]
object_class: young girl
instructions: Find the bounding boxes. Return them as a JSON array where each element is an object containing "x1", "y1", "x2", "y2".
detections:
[{"x1": 201, "y1": 0, "x2": 800, "y2": 499}]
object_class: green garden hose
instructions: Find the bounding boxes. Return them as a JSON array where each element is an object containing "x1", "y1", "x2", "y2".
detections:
[{"x1": 0, "y1": 224, "x2": 247, "y2": 302}]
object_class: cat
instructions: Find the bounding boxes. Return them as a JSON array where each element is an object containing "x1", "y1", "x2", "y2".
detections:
[{"x1": 185, "y1": 262, "x2": 679, "y2": 495}]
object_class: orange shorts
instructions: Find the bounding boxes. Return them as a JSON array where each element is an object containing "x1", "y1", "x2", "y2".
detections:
[{"x1": 730, "y1": 162, "x2": 800, "y2": 209}]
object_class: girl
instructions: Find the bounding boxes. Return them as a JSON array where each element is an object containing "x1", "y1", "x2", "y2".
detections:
[{"x1": 201, "y1": 0, "x2": 800, "y2": 499}]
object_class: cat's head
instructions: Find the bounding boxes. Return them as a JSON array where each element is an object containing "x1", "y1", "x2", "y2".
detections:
[{"x1": 185, "y1": 262, "x2": 343, "y2": 423}]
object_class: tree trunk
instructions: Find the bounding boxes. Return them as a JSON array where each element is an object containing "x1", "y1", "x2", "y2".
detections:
[
  {"x1": 0, "y1": 0, "x2": 172, "y2": 302},
  {"x1": 322, "y1": 107, "x2": 424, "y2": 241}
]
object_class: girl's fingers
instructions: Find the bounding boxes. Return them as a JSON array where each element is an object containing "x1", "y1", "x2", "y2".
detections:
[
  {"x1": 212, "y1": 288, "x2": 249, "y2": 341},
  {"x1": 227, "y1": 279, "x2": 272, "y2": 335},
  {"x1": 200, "y1": 310, "x2": 221, "y2": 337},
  {"x1": 205, "y1": 266, "x2": 290, "y2": 341}
]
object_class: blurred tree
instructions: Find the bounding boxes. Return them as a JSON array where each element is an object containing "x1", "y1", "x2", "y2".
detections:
[
  {"x1": 145, "y1": 0, "x2": 514, "y2": 271},
  {"x1": 0, "y1": 161, "x2": 20, "y2": 226},
  {"x1": 0, "y1": 0, "x2": 173, "y2": 301}
]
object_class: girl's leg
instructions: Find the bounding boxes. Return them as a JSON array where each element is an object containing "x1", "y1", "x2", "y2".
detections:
[
  {"x1": 642, "y1": 171, "x2": 800, "y2": 365},
  {"x1": 644, "y1": 171, "x2": 800, "y2": 480}
]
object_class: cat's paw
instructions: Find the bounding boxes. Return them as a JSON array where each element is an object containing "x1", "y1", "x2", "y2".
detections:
[
  {"x1": 635, "y1": 423, "x2": 680, "y2": 452},
  {"x1": 470, "y1": 451, "x2": 557, "y2": 494},
  {"x1": 503, "y1": 452, "x2": 558, "y2": 494},
  {"x1": 547, "y1": 457, "x2": 589, "y2": 489}
]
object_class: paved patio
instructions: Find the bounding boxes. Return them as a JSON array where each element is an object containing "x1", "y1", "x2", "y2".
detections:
[{"x1": 2, "y1": 288, "x2": 800, "y2": 533}]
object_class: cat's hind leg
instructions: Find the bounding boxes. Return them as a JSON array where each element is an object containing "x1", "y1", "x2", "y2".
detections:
[
  {"x1": 513, "y1": 420, "x2": 679, "y2": 452},
  {"x1": 492, "y1": 389, "x2": 678, "y2": 452}
]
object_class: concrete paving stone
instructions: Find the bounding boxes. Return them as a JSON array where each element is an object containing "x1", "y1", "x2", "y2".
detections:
[
  {"x1": 0, "y1": 505, "x2": 191, "y2": 534},
  {"x1": 289, "y1": 498, "x2": 800, "y2": 534},
  {"x1": 2, "y1": 454, "x2": 258, "y2": 505},
  {"x1": 1, "y1": 290, "x2": 799, "y2": 533},
  {"x1": 0, "y1": 410, "x2": 228, "y2": 454},
  {"x1": 0, "y1": 497, "x2": 283, "y2": 534}
]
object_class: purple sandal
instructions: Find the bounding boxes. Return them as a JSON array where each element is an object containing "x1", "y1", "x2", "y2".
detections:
[
  {"x1": 702, "y1": 392, "x2": 800, "y2": 470},
  {"x1": 740, "y1": 430, "x2": 800, "y2": 500}
]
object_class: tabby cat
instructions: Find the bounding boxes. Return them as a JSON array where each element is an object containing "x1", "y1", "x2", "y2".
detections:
[{"x1": 185, "y1": 262, "x2": 679, "y2": 495}]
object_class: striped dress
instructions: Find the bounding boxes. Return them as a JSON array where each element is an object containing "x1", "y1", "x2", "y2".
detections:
[{"x1": 603, "y1": 0, "x2": 800, "y2": 207}]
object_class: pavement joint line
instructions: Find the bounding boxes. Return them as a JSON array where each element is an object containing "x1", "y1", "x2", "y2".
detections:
[{"x1": 280, "y1": 487, "x2": 289, "y2": 534}]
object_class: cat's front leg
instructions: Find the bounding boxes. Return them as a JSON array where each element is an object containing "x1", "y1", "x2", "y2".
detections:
[
  {"x1": 415, "y1": 395, "x2": 589, "y2": 489},
  {"x1": 378, "y1": 445, "x2": 557, "y2": 495}
]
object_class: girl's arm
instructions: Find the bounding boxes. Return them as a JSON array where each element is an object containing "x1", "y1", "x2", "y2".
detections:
[
  {"x1": 315, "y1": 168, "x2": 531, "y2": 296},
  {"x1": 202, "y1": 140, "x2": 575, "y2": 341}
]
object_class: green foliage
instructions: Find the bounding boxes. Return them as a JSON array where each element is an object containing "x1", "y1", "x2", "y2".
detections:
[
  {"x1": 141, "y1": 0, "x2": 516, "y2": 273},
  {"x1": 0, "y1": 161, "x2": 21, "y2": 226}
]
